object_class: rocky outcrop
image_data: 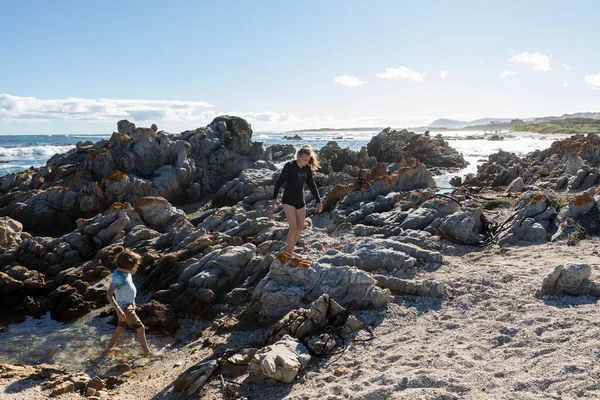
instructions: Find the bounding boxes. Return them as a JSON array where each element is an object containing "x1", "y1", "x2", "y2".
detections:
[
  {"x1": 367, "y1": 128, "x2": 467, "y2": 169},
  {"x1": 464, "y1": 133, "x2": 600, "y2": 190},
  {"x1": 0, "y1": 116, "x2": 272, "y2": 234},
  {"x1": 317, "y1": 141, "x2": 376, "y2": 176},
  {"x1": 212, "y1": 169, "x2": 278, "y2": 207},
  {"x1": 266, "y1": 144, "x2": 296, "y2": 163},
  {"x1": 258, "y1": 294, "x2": 353, "y2": 346},
  {"x1": 497, "y1": 193, "x2": 555, "y2": 246},
  {"x1": 253, "y1": 255, "x2": 391, "y2": 318},
  {"x1": 318, "y1": 238, "x2": 443, "y2": 272}
]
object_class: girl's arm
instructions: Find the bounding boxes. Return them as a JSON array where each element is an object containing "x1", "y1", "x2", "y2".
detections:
[
  {"x1": 106, "y1": 284, "x2": 126, "y2": 321},
  {"x1": 306, "y1": 168, "x2": 321, "y2": 204},
  {"x1": 273, "y1": 162, "x2": 291, "y2": 200}
]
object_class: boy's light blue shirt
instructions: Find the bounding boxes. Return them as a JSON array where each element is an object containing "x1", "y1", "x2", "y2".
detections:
[{"x1": 110, "y1": 270, "x2": 137, "y2": 307}]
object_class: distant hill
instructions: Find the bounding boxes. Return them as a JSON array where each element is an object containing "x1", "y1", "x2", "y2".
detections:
[
  {"x1": 428, "y1": 119, "x2": 468, "y2": 128},
  {"x1": 468, "y1": 118, "x2": 514, "y2": 126},
  {"x1": 512, "y1": 118, "x2": 600, "y2": 134}
]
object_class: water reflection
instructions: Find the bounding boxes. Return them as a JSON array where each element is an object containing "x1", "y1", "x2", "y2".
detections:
[{"x1": 0, "y1": 310, "x2": 175, "y2": 376}]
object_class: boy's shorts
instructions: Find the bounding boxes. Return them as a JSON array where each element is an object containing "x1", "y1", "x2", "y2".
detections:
[{"x1": 118, "y1": 304, "x2": 144, "y2": 329}]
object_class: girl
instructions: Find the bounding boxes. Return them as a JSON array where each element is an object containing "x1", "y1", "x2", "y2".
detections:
[
  {"x1": 273, "y1": 145, "x2": 323, "y2": 257},
  {"x1": 106, "y1": 246, "x2": 151, "y2": 355}
]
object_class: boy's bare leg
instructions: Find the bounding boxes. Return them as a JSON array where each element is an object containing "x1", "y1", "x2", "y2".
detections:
[
  {"x1": 136, "y1": 326, "x2": 152, "y2": 354},
  {"x1": 107, "y1": 326, "x2": 126, "y2": 351}
]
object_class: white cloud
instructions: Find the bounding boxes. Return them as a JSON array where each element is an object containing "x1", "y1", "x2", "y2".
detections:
[
  {"x1": 563, "y1": 82, "x2": 570, "y2": 87},
  {"x1": 0, "y1": 94, "x2": 214, "y2": 122},
  {"x1": 500, "y1": 70, "x2": 518, "y2": 78},
  {"x1": 585, "y1": 73, "x2": 600, "y2": 88},
  {"x1": 561, "y1": 64, "x2": 571, "y2": 71},
  {"x1": 333, "y1": 74, "x2": 368, "y2": 87},
  {"x1": 375, "y1": 66, "x2": 426, "y2": 83},
  {"x1": 440, "y1": 70, "x2": 448, "y2": 79},
  {"x1": 511, "y1": 52, "x2": 552, "y2": 71}
]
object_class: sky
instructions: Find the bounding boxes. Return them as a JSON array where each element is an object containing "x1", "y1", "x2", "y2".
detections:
[{"x1": 1, "y1": 0, "x2": 599, "y2": 134}]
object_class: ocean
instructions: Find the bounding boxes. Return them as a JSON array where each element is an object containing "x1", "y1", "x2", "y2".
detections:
[{"x1": 0, "y1": 130, "x2": 569, "y2": 187}]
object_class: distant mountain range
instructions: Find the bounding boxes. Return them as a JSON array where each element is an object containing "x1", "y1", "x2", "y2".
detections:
[
  {"x1": 428, "y1": 118, "x2": 521, "y2": 129},
  {"x1": 289, "y1": 112, "x2": 600, "y2": 132},
  {"x1": 428, "y1": 112, "x2": 600, "y2": 129}
]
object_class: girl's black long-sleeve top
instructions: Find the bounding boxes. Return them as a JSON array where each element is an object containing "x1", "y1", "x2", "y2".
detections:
[{"x1": 273, "y1": 161, "x2": 321, "y2": 205}]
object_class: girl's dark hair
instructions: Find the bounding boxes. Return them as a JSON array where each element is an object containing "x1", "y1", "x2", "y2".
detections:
[
  {"x1": 297, "y1": 144, "x2": 320, "y2": 170},
  {"x1": 113, "y1": 246, "x2": 141, "y2": 271}
]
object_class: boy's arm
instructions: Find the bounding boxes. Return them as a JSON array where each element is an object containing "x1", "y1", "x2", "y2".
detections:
[{"x1": 106, "y1": 284, "x2": 126, "y2": 322}]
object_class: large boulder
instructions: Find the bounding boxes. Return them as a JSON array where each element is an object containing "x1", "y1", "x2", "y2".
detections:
[
  {"x1": 133, "y1": 197, "x2": 192, "y2": 233},
  {"x1": 539, "y1": 263, "x2": 600, "y2": 296},
  {"x1": 367, "y1": 128, "x2": 467, "y2": 168},
  {"x1": 248, "y1": 335, "x2": 311, "y2": 383}
]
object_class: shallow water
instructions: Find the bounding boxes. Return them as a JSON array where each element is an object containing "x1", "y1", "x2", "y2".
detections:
[{"x1": 0, "y1": 310, "x2": 184, "y2": 375}]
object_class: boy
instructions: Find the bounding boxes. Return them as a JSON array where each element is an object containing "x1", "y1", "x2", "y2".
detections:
[{"x1": 105, "y1": 246, "x2": 151, "y2": 355}]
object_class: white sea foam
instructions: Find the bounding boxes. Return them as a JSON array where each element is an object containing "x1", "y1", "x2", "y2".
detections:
[{"x1": 0, "y1": 145, "x2": 75, "y2": 158}]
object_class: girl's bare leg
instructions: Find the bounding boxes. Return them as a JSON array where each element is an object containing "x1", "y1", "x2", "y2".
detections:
[
  {"x1": 293, "y1": 207, "x2": 306, "y2": 256},
  {"x1": 283, "y1": 204, "x2": 299, "y2": 255}
]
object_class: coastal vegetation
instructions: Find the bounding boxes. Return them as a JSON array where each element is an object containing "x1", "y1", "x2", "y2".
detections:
[{"x1": 512, "y1": 118, "x2": 600, "y2": 134}]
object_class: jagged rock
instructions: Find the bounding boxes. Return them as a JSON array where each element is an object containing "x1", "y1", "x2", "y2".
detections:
[
  {"x1": 465, "y1": 134, "x2": 600, "y2": 189},
  {"x1": 248, "y1": 335, "x2": 311, "y2": 383},
  {"x1": 48, "y1": 284, "x2": 90, "y2": 321},
  {"x1": 266, "y1": 144, "x2": 296, "y2": 163},
  {"x1": 253, "y1": 256, "x2": 391, "y2": 318},
  {"x1": 506, "y1": 177, "x2": 525, "y2": 193},
  {"x1": 539, "y1": 263, "x2": 600, "y2": 296},
  {"x1": 497, "y1": 193, "x2": 555, "y2": 246},
  {"x1": 367, "y1": 128, "x2": 467, "y2": 168},
  {"x1": 438, "y1": 208, "x2": 485, "y2": 244},
  {"x1": 259, "y1": 294, "x2": 349, "y2": 346},
  {"x1": 0, "y1": 116, "x2": 272, "y2": 234},
  {"x1": 318, "y1": 241, "x2": 417, "y2": 272},
  {"x1": 318, "y1": 141, "x2": 376, "y2": 175},
  {"x1": 306, "y1": 333, "x2": 336, "y2": 355},
  {"x1": 133, "y1": 196, "x2": 192, "y2": 233},
  {"x1": 219, "y1": 348, "x2": 257, "y2": 379},
  {"x1": 0, "y1": 216, "x2": 22, "y2": 248},
  {"x1": 339, "y1": 159, "x2": 436, "y2": 208},
  {"x1": 551, "y1": 192, "x2": 597, "y2": 241},
  {"x1": 0, "y1": 272, "x2": 26, "y2": 307},
  {"x1": 136, "y1": 300, "x2": 180, "y2": 334},
  {"x1": 213, "y1": 169, "x2": 277, "y2": 207},
  {"x1": 117, "y1": 120, "x2": 136, "y2": 135}
]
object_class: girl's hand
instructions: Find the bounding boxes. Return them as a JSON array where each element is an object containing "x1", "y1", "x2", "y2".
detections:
[
  {"x1": 316, "y1": 203, "x2": 323, "y2": 213},
  {"x1": 273, "y1": 199, "x2": 279, "y2": 209},
  {"x1": 117, "y1": 310, "x2": 127, "y2": 322}
]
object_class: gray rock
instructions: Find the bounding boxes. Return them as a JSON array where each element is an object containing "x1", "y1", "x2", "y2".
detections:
[
  {"x1": 0, "y1": 216, "x2": 22, "y2": 248},
  {"x1": 506, "y1": 177, "x2": 525, "y2": 193},
  {"x1": 253, "y1": 256, "x2": 391, "y2": 318},
  {"x1": 249, "y1": 335, "x2": 311, "y2": 383},
  {"x1": 540, "y1": 263, "x2": 600, "y2": 296},
  {"x1": 117, "y1": 120, "x2": 136, "y2": 135},
  {"x1": 438, "y1": 208, "x2": 483, "y2": 244}
]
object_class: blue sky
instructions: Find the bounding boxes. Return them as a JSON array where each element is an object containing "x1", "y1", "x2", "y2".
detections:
[{"x1": 1, "y1": 0, "x2": 599, "y2": 133}]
